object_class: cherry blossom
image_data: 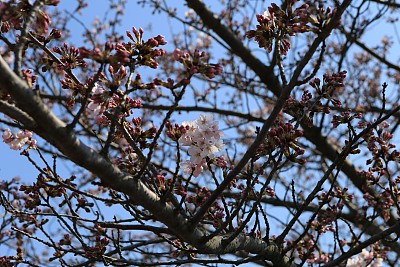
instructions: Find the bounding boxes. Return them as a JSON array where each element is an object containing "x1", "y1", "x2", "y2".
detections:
[
  {"x1": 2, "y1": 128, "x2": 36, "y2": 150},
  {"x1": 178, "y1": 115, "x2": 224, "y2": 176},
  {"x1": 346, "y1": 249, "x2": 383, "y2": 267},
  {"x1": 87, "y1": 83, "x2": 105, "y2": 116},
  {"x1": 1, "y1": 0, "x2": 400, "y2": 265}
]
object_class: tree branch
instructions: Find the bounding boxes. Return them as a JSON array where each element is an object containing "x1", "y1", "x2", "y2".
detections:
[
  {"x1": 186, "y1": 0, "x2": 281, "y2": 96},
  {"x1": 0, "y1": 54, "x2": 291, "y2": 266}
]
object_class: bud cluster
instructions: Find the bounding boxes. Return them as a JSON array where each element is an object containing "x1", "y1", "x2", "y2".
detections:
[
  {"x1": 173, "y1": 48, "x2": 223, "y2": 79},
  {"x1": 77, "y1": 28, "x2": 167, "y2": 71},
  {"x1": 309, "y1": 70, "x2": 347, "y2": 107},
  {"x1": 50, "y1": 43, "x2": 87, "y2": 70},
  {"x1": 246, "y1": 1, "x2": 337, "y2": 55},
  {"x1": 85, "y1": 83, "x2": 143, "y2": 124},
  {"x1": 246, "y1": 2, "x2": 310, "y2": 55},
  {"x1": 115, "y1": 27, "x2": 167, "y2": 68},
  {"x1": 256, "y1": 121, "x2": 305, "y2": 164},
  {"x1": 166, "y1": 121, "x2": 188, "y2": 141},
  {"x1": 285, "y1": 71, "x2": 347, "y2": 127},
  {"x1": 0, "y1": 0, "x2": 58, "y2": 34},
  {"x1": 19, "y1": 173, "x2": 67, "y2": 210},
  {"x1": 84, "y1": 235, "x2": 109, "y2": 258}
]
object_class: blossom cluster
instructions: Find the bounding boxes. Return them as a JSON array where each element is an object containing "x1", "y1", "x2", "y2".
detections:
[
  {"x1": 178, "y1": 115, "x2": 224, "y2": 177},
  {"x1": 87, "y1": 83, "x2": 105, "y2": 116},
  {"x1": 346, "y1": 249, "x2": 383, "y2": 267},
  {"x1": 2, "y1": 128, "x2": 36, "y2": 150}
]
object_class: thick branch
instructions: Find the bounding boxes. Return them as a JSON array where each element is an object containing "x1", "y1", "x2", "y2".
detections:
[
  {"x1": 323, "y1": 220, "x2": 400, "y2": 267},
  {"x1": 369, "y1": 0, "x2": 400, "y2": 8},
  {"x1": 187, "y1": 0, "x2": 352, "y2": 229},
  {"x1": 186, "y1": 0, "x2": 281, "y2": 96},
  {"x1": 0, "y1": 100, "x2": 37, "y2": 129}
]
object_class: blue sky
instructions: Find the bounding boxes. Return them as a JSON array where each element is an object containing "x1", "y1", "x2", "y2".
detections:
[
  {"x1": 0, "y1": 0, "x2": 177, "y2": 180},
  {"x1": 2, "y1": 0, "x2": 397, "y2": 183},
  {"x1": 1, "y1": 1, "x2": 399, "y2": 265}
]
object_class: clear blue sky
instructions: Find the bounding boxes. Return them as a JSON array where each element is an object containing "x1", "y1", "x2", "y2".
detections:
[
  {"x1": 0, "y1": 2, "x2": 398, "y2": 266},
  {"x1": 0, "y1": 1, "x2": 177, "y2": 180},
  {"x1": 2, "y1": 0, "x2": 397, "y2": 181}
]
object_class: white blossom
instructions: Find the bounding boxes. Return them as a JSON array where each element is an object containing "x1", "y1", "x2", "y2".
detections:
[
  {"x1": 2, "y1": 128, "x2": 36, "y2": 150},
  {"x1": 346, "y1": 249, "x2": 382, "y2": 267},
  {"x1": 178, "y1": 115, "x2": 224, "y2": 177},
  {"x1": 87, "y1": 101, "x2": 103, "y2": 116},
  {"x1": 87, "y1": 83, "x2": 105, "y2": 116}
]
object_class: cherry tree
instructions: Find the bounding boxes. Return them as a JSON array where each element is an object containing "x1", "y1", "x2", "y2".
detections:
[{"x1": 1, "y1": 0, "x2": 400, "y2": 266}]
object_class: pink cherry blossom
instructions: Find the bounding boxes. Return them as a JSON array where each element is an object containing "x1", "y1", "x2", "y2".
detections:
[
  {"x1": 178, "y1": 115, "x2": 224, "y2": 177},
  {"x1": 2, "y1": 128, "x2": 12, "y2": 142},
  {"x1": 346, "y1": 249, "x2": 382, "y2": 267},
  {"x1": 2, "y1": 128, "x2": 36, "y2": 150},
  {"x1": 87, "y1": 101, "x2": 103, "y2": 116},
  {"x1": 87, "y1": 83, "x2": 105, "y2": 116}
]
